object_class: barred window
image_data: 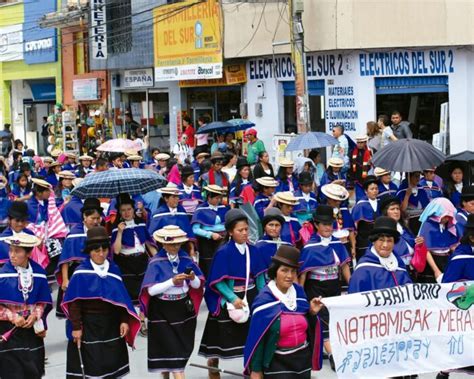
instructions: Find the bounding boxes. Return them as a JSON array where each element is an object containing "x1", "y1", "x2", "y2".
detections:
[{"x1": 106, "y1": 0, "x2": 132, "y2": 55}]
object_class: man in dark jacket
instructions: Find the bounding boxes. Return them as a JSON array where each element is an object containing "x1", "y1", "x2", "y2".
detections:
[
  {"x1": 390, "y1": 111, "x2": 413, "y2": 139},
  {"x1": 0, "y1": 123, "x2": 13, "y2": 156}
]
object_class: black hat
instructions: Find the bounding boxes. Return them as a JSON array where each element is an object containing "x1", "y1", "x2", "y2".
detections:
[
  {"x1": 181, "y1": 165, "x2": 195, "y2": 179},
  {"x1": 116, "y1": 193, "x2": 135, "y2": 208},
  {"x1": 465, "y1": 214, "x2": 474, "y2": 230},
  {"x1": 8, "y1": 202, "x2": 29, "y2": 220},
  {"x1": 262, "y1": 208, "x2": 285, "y2": 228},
  {"x1": 224, "y1": 208, "x2": 248, "y2": 231},
  {"x1": 369, "y1": 216, "x2": 400, "y2": 242},
  {"x1": 461, "y1": 185, "x2": 474, "y2": 202},
  {"x1": 298, "y1": 172, "x2": 313, "y2": 185},
  {"x1": 379, "y1": 195, "x2": 401, "y2": 214},
  {"x1": 313, "y1": 205, "x2": 334, "y2": 224},
  {"x1": 236, "y1": 156, "x2": 250, "y2": 170},
  {"x1": 271, "y1": 245, "x2": 300, "y2": 268},
  {"x1": 84, "y1": 226, "x2": 110, "y2": 253},
  {"x1": 363, "y1": 175, "x2": 378, "y2": 190},
  {"x1": 80, "y1": 198, "x2": 103, "y2": 214}
]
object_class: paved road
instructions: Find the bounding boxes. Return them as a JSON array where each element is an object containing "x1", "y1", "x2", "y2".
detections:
[{"x1": 44, "y1": 287, "x2": 469, "y2": 378}]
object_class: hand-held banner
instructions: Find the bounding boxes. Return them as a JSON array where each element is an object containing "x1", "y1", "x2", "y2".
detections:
[{"x1": 322, "y1": 282, "x2": 474, "y2": 378}]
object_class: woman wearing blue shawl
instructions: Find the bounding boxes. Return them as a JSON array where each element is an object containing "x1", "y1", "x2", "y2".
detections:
[
  {"x1": 62, "y1": 227, "x2": 140, "y2": 379},
  {"x1": 139, "y1": 226, "x2": 204, "y2": 377},
  {"x1": 0, "y1": 233, "x2": 52, "y2": 379},
  {"x1": 244, "y1": 246, "x2": 323, "y2": 379},
  {"x1": 198, "y1": 209, "x2": 263, "y2": 378},
  {"x1": 293, "y1": 172, "x2": 318, "y2": 224},
  {"x1": 253, "y1": 177, "x2": 279, "y2": 220},
  {"x1": 418, "y1": 197, "x2": 459, "y2": 283},
  {"x1": 177, "y1": 165, "x2": 203, "y2": 215}
]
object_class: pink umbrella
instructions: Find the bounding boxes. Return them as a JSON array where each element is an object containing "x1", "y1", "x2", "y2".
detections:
[{"x1": 96, "y1": 138, "x2": 141, "y2": 153}]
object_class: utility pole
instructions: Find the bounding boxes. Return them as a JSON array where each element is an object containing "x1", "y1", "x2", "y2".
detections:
[{"x1": 289, "y1": 0, "x2": 310, "y2": 134}]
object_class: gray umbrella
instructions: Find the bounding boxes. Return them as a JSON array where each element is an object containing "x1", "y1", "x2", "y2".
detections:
[
  {"x1": 371, "y1": 138, "x2": 446, "y2": 172},
  {"x1": 285, "y1": 132, "x2": 338, "y2": 152}
]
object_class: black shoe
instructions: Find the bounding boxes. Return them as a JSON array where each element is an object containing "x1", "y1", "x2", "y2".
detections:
[
  {"x1": 436, "y1": 372, "x2": 449, "y2": 379},
  {"x1": 329, "y1": 354, "x2": 336, "y2": 371}
]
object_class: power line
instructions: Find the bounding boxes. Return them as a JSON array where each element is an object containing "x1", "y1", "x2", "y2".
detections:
[{"x1": 233, "y1": 0, "x2": 268, "y2": 57}]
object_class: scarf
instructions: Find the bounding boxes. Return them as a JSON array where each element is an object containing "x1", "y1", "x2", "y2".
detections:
[
  {"x1": 91, "y1": 259, "x2": 110, "y2": 278},
  {"x1": 268, "y1": 280, "x2": 297, "y2": 311},
  {"x1": 209, "y1": 168, "x2": 229, "y2": 187},
  {"x1": 16, "y1": 263, "x2": 34, "y2": 301},
  {"x1": 371, "y1": 247, "x2": 398, "y2": 272}
]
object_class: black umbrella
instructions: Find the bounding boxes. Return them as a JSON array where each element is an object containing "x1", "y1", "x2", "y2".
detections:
[
  {"x1": 371, "y1": 139, "x2": 446, "y2": 173},
  {"x1": 435, "y1": 150, "x2": 474, "y2": 185}
]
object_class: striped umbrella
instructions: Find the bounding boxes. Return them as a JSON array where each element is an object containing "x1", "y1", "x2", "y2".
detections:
[{"x1": 70, "y1": 168, "x2": 166, "y2": 198}]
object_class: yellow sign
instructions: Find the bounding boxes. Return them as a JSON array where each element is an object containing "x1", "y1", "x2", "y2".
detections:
[
  {"x1": 179, "y1": 63, "x2": 247, "y2": 87},
  {"x1": 153, "y1": 0, "x2": 223, "y2": 81}
]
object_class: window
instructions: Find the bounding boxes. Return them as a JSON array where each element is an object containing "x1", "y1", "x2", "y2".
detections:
[{"x1": 106, "y1": 0, "x2": 132, "y2": 55}]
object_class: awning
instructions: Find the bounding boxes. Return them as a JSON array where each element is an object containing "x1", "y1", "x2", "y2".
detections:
[
  {"x1": 29, "y1": 82, "x2": 56, "y2": 101},
  {"x1": 375, "y1": 76, "x2": 448, "y2": 95},
  {"x1": 282, "y1": 80, "x2": 325, "y2": 96}
]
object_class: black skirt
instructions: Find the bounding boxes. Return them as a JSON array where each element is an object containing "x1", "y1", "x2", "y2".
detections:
[
  {"x1": 197, "y1": 236, "x2": 222, "y2": 279},
  {"x1": 147, "y1": 296, "x2": 197, "y2": 372},
  {"x1": 417, "y1": 254, "x2": 450, "y2": 283},
  {"x1": 305, "y1": 278, "x2": 340, "y2": 340},
  {"x1": 56, "y1": 262, "x2": 80, "y2": 318},
  {"x1": 264, "y1": 344, "x2": 312, "y2": 379},
  {"x1": 0, "y1": 320, "x2": 45, "y2": 379},
  {"x1": 66, "y1": 313, "x2": 129, "y2": 379},
  {"x1": 355, "y1": 220, "x2": 374, "y2": 260},
  {"x1": 199, "y1": 286, "x2": 257, "y2": 360},
  {"x1": 114, "y1": 253, "x2": 149, "y2": 304}
]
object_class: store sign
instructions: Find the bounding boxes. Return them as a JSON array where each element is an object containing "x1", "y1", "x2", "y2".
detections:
[
  {"x1": 90, "y1": 0, "x2": 107, "y2": 59},
  {"x1": 123, "y1": 68, "x2": 154, "y2": 88},
  {"x1": 153, "y1": 0, "x2": 223, "y2": 81},
  {"x1": 0, "y1": 24, "x2": 23, "y2": 62},
  {"x1": 73, "y1": 78, "x2": 99, "y2": 101},
  {"x1": 23, "y1": 0, "x2": 57, "y2": 64},
  {"x1": 179, "y1": 63, "x2": 246, "y2": 87},
  {"x1": 323, "y1": 282, "x2": 474, "y2": 379}
]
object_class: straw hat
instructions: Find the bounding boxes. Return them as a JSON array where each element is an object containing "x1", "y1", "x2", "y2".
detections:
[
  {"x1": 125, "y1": 149, "x2": 138, "y2": 157},
  {"x1": 32, "y1": 178, "x2": 52, "y2": 189},
  {"x1": 58, "y1": 170, "x2": 76, "y2": 179},
  {"x1": 274, "y1": 191, "x2": 299, "y2": 206},
  {"x1": 256, "y1": 176, "x2": 278, "y2": 188},
  {"x1": 79, "y1": 155, "x2": 93, "y2": 161},
  {"x1": 279, "y1": 158, "x2": 294, "y2": 168},
  {"x1": 156, "y1": 153, "x2": 170, "y2": 161},
  {"x1": 195, "y1": 152, "x2": 210, "y2": 160},
  {"x1": 50, "y1": 148, "x2": 63, "y2": 158},
  {"x1": 5, "y1": 233, "x2": 40, "y2": 248},
  {"x1": 328, "y1": 157, "x2": 344, "y2": 168},
  {"x1": 204, "y1": 184, "x2": 226, "y2": 195},
  {"x1": 153, "y1": 225, "x2": 189, "y2": 244},
  {"x1": 49, "y1": 161, "x2": 61, "y2": 168},
  {"x1": 355, "y1": 135, "x2": 369, "y2": 142},
  {"x1": 374, "y1": 167, "x2": 390, "y2": 177},
  {"x1": 127, "y1": 155, "x2": 142, "y2": 161},
  {"x1": 159, "y1": 183, "x2": 180, "y2": 196},
  {"x1": 321, "y1": 183, "x2": 349, "y2": 201},
  {"x1": 65, "y1": 152, "x2": 77, "y2": 159},
  {"x1": 43, "y1": 156, "x2": 54, "y2": 164}
]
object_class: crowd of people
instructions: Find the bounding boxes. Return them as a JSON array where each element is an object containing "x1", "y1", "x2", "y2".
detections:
[{"x1": 0, "y1": 120, "x2": 472, "y2": 379}]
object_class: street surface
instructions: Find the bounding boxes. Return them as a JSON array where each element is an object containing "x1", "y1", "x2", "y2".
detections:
[{"x1": 44, "y1": 287, "x2": 470, "y2": 378}]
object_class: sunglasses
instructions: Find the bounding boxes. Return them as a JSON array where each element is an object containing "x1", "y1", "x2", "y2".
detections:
[{"x1": 89, "y1": 243, "x2": 109, "y2": 251}]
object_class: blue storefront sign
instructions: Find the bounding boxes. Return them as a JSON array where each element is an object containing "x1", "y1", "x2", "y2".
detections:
[{"x1": 23, "y1": 0, "x2": 57, "y2": 64}]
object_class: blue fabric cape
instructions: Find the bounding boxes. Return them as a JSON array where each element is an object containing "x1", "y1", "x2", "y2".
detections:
[
  {"x1": 254, "y1": 194, "x2": 271, "y2": 220},
  {"x1": 10, "y1": 185, "x2": 31, "y2": 198},
  {"x1": 377, "y1": 181, "x2": 398, "y2": 198},
  {"x1": 55, "y1": 224, "x2": 88, "y2": 283},
  {"x1": 348, "y1": 249, "x2": 412, "y2": 293},
  {"x1": 300, "y1": 234, "x2": 350, "y2": 274},
  {"x1": 204, "y1": 241, "x2": 259, "y2": 316},
  {"x1": 139, "y1": 249, "x2": 204, "y2": 316},
  {"x1": 333, "y1": 207, "x2": 355, "y2": 231},
  {"x1": 455, "y1": 210, "x2": 470, "y2": 238},
  {"x1": 60, "y1": 196, "x2": 84, "y2": 228},
  {"x1": 394, "y1": 227, "x2": 415, "y2": 262},
  {"x1": 351, "y1": 198, "x2": 379, "y2": 223},
  {"x1": 293, "y1": 190, "x2": 318, "y2": 216},
  {"x1": 396, "y1": 181, "x2": 430, "y2": 209},
  {"x1": 419, "y1": 178, "x2": 443, "y2": 200},
  {"x1": 230, "y1": 181, "x2": 252, "y2": 199},
  {"x1": 442, "y1": 243, "x2": 474, "y2": 282},
  {"x1": 111, "y1": 222, "x2": 152, "y2": 249},
  {"x1": 190, "y1": 202, "x2": 228, "y2": 228},
  {"x1": 0, "y1": 227, "x2": 35, "y2": 264},
  {"x1": 254, "y1": 236, "x2": 291, "y2": 276},
  {"x1": 418, "y1": 218, "x2": 458, "y2": 250},
  {"x1": 62, "y1": 163, "x2": 76, "y2": 171},
  {"x1": 191, "y1": 160, "x2": 200, "y2": 182},
  {"x1": 280, "y1": 217, "x2": 302, "y2": 244},
  {"x1": 243, "y1": 284, "x2": 322, "y2": 374},
  {"x1": 106, "y1": 194, "x2": 145, "y2": 217},
  {"x1": 46, "y1": 173, "x2": 58, "y2": 188},
  {"x1": 149, "y1": 204, "x2": 195, "y2": 238},
  {"x1": 0, "y1": 260, "x2": 52, "y2": 321},
  {"x1": 61, "y1": 258, "x2": 140, "y2": 347},
  {"x1": 449, "y1": 190, "x2": 462, "y2": 209},
  {"x1": 276, "y1": 176, "x2": 299, "y2": 193},
  {"x1": 26, "y1": 196, "x2": 48, "y2": 223},
  {"x1": 177, "y1": 183, "x2": 203, "y2": 201}
]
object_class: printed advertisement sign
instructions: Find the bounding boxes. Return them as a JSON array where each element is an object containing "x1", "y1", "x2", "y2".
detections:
[
  {"x1": 153, "y1": 0, "x2": 223, "y2": 81},
  {"x1": 0, "y1": 24, "x2": 23, "y2": 62},
  {"x1": 123, "y1": 68, "x2": 154, "y2": 88},
  {"x1": 323, "y1": 282, "x2": 474, "y2": 378},
  {"x1": 90, "y1": 0, "x2": 107, "y2": 59}
]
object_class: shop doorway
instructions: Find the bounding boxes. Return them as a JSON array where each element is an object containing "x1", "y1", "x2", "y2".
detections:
[
  {"x1": 186, "y1": 86, "x2": 242, "y2": 122},
  {"x1": 375, "y1": 76, "x2": 449, "y2": 143}
]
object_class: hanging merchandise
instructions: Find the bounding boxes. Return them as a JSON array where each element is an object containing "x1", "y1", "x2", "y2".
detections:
[{"x1": 62, "y1": 111, "x2": 79, "y2": 155}]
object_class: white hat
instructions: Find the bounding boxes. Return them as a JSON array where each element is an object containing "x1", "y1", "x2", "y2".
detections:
[
  {"x1": 5, "y1": 233, "x2": 40, "y2": 248},
  {"x1": 274, "y1": 191, "x2": 299, "y2": 206},
  {"x1": 156, "y1": 153, "x2": 170, "y2": 161},
  {"x1": 127, "y1": 155, "x2": 142, "y2": 161},
  {"x1": 159, "y1": 183, "x2": 180, "y2": 196},
  {"x1": 32, "y1": 178, "x2": 52, "y2": 189},
  {"x1": 355, "y1": 135, "x2": 369, "y2": 142},
  {"x1": 374, "y1": 167, "x2": 390, "y2": 177},
  {"x1": 43, "y1": 156, "x2": 54, "y2": 163},
  {"x1": 153, "y1": 225, "x2": 189, "y2": 244},
  {"x1": 79, "y1": 155, "x2": 93, "y2": 161},
  {"x1": 204, "y1": 184, "x2": 226, "y2": 195},
  {"x1": 256, "y1": 177, "x2": 279, "y2": 187},
  {"x1": 58, "y1": 171, "x2": 76, "y2": 180},
  {"x1": 328, "y1": 157, "x2": 344, "y2": 168},
  {"x1": 279, "y1": 158, "x2": 294, "y2": 168},
  {"x1": 321, "y1": 183, "x2": 349, "y2": 201}
]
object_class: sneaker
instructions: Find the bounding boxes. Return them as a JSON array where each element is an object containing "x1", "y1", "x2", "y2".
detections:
[
  {"x1": 329, "y1": 354, "x2": 336, "y2": 371},
  {"x1": 436, "y1": 372, "x2": 449, "y2": 379}
]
